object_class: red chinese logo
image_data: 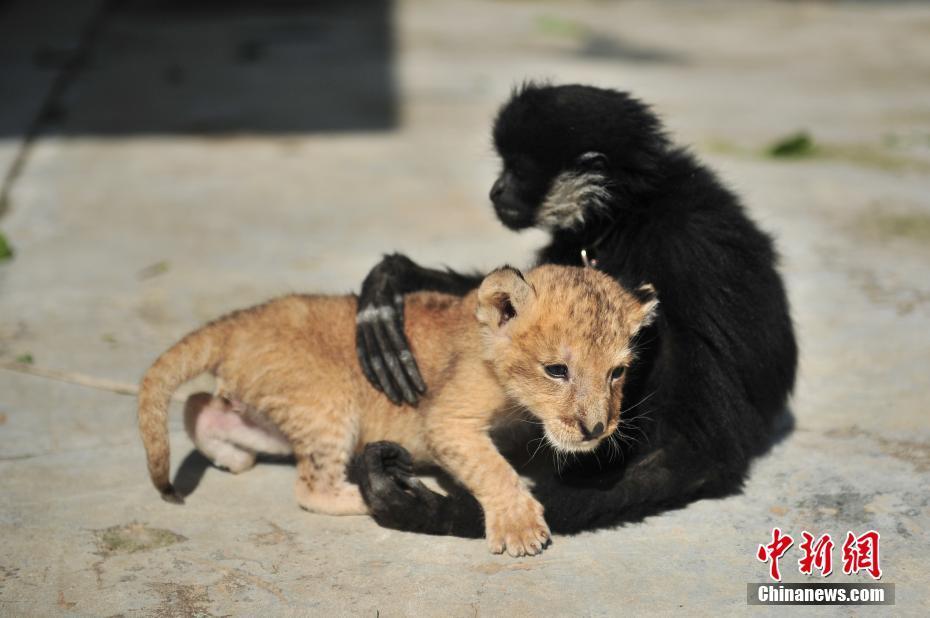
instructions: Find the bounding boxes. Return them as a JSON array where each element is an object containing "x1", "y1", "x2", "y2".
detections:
[
  {"x1": 798, "y1": 531, "x2": 834, "y2": 577},
  {"x1": 757, "y1": 529, "x2": 882, "y2": 581},
  {"x1": 756, "y1": 527, "x2": 794, "y2": 582},
  {"x1": 842, "y1": 531, "x2": 882, "y2": 580}
]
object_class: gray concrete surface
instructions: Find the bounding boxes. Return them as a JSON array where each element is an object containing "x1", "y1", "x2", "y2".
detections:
[{"x1": 1, "y1": 0, "x2": 929, "y2": 615}]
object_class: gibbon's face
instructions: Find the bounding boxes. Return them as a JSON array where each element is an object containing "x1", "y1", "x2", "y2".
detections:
[
  {"x1": 490, "y1": 83, "x2": 670, "y2": 232},
  {"x1": 490, "y1": 151, "x2": 612, "y2": 232},
  {"x1": 476, "y1": 265, "x2": 658, "y2": 454}
]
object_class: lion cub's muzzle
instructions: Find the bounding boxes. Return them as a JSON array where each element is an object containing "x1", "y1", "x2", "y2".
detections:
[
  {"x1": 546, "y1": 411, "x2": 615, "y2": 453},
  {"x1": 579, "y1": 419, "x2": 606, "y2": 441}
]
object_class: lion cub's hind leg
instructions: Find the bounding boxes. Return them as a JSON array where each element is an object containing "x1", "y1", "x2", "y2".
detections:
[
  {"x1": 294, "y1": 478, "x2": 367, "y2": 516},
  {"x1": 285, "y1": 401, "x2": 368, "y2": 517},
  {"x1": 183, "y1": 393, "x2": 290, "y2": 474},
  {"x1": 294, "y1": 449, "x2": 368, "y2": 516}
]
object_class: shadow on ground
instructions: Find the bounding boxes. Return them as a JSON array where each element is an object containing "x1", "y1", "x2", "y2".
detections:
[
  {"x1": 1, "y1": 0, "x2": 398, "y2": 137},
  {"x1": 173, "y1": 449, "x2": 297, "y2": 499}
]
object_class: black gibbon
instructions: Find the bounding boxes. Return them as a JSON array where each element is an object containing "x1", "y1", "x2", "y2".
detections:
[{"x1": 353, "y1": 83, "x2": 797, "y2": 536}]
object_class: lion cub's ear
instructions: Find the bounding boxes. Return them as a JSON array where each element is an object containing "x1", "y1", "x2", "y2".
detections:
[
  {"x1": 632, "y1": 283, "x2": 660, "y2": 331},
  {"x1": 476, "y1": 266, "x2": 536, "y2": 330}
]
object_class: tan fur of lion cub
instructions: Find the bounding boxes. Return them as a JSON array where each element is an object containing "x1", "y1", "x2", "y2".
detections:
[{"x1": 138, "y1": 264, "x2": 657, "y2": 556}]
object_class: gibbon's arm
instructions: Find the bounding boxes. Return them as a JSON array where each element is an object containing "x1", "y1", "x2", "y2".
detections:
[
  {"x1": 357, "y1": 433, "x2": 725, "y2": 537},
  {"x1": 355, "y1": 253, "x2": 483, "y2": 405},
  {"x1": 535, "y1": 436, "x2": 720, "y2": 534}
]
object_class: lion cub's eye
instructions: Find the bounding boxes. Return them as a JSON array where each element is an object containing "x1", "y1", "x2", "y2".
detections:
[
  {"x1": 544, "y1": 364, "x2": 569, "y2": 379},
  {"x1": 610, "y1": 366, "x2": 625, "y2": 381}
]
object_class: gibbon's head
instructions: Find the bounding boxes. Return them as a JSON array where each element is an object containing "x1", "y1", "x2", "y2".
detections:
[
  {"x1": 476, "y1": 265, "x2": 658, "y2": 453},
  {"x1": 489, "y1": 82, "x2": 669, "y2": 231}
]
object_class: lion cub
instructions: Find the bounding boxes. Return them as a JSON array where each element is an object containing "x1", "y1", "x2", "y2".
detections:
[{"x1": 138, "y1": 265, "x2": 657, "y2": 556}]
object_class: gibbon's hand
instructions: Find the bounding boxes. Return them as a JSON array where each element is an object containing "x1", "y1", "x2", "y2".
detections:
[
  {"x1": 356, "y1": 255, "x2": 427, "y2": 406},
  {"x1": 358, "y1": 441, "x2": 484, "y2": 537},
  {"x1": 358, "y1": 442, "x2": 450, "y2": 534}
]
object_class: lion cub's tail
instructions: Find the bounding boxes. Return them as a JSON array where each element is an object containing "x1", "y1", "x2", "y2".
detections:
[{"x1": 138, "y1": 322, "x2": 225, "y2": 504}]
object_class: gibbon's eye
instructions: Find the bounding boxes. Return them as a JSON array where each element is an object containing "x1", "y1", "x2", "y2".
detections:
[
  {"x1": 610, "y1": 366, "x2": 625, "y2": 381},
  {"x1": 544, "y1": 364, "x2": 569, "y2": 380}
]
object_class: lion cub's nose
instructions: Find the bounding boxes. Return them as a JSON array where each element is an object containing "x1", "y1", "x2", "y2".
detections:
[{"x1": 580, "y1": 420, "x2": 606, "y2": 441}]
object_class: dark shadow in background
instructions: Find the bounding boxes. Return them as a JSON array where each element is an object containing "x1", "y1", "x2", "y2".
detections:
[{"x1": 1, "y1": 0, "x2": 397, "y2": 137}]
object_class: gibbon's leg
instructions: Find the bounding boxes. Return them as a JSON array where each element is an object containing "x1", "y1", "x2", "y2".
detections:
[
  {"x1": 426, "y1": 417, "x2": 550, "y2": 557},
  {"x1": 280, "y1": 400, "x2": 367, "y2": 516},
  {"x1": 359, "y1": 434, "x2": 725, "y2": 536},
  {"x1": 356, "y1": 253, "x2": 483, "y2": 405},
  {"x1": 533, "y1": 436, "x2": 726, "y2": 534}
]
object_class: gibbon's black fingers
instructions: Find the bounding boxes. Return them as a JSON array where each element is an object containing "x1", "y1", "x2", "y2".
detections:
[
  {"x1": 355, "y1": 313, "x2": 386, "y2": 395},
  {"x1": 360, "y1": 443, "x2": 430, "y2": 524},
  {"x1": 356, "y1": 254, "x2": 481, "y2": 401},
  {"x1": 364, "y1": 441, "x2": 411, "y2": 468},
  {"x1": 356, "y1": 255, "x2": 399, "y2": 397},
  {"x1": 355, "y1": 326, "x2": 378, "y2": 386},
  {"x1": 357, "y1": 320, "x2": 387, "y2": 396},
  {"x1": 382, "y1": 451, "x2": 421, "y2": 494},
  {"x1": 367, "y1": 442, "x2": 421, "y2": 496},
  {"x1": 356, "y1": 256, "x2": 425, "y2": 405},
  {"x1": 393, "y1": 292, "x2": 427, "y2": 395},
  {"x1": 374, "y1": 438, "x2": 415, "y2": 473},
  {"x1": 359, "y1": 322, "x2": 402, "y2": 404},
  {"x1": 370, "y1": 314, "x2": 420, "y2": 405}
]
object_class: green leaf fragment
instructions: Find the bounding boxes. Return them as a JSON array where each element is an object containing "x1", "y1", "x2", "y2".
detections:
[
  {"x1": 767, "y1": 131, "x2": 816, "y2": 158},
  {"x1": 0, "y1": 232, "x2": 13, "y2": 261}
]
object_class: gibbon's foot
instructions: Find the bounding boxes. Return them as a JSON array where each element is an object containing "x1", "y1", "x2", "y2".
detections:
[
  {"x1": 484, "y1": 494, "x2": 551, "y2": 557},
  {"x1": 358, "y1": 442, "x2": 441, "y2": 528}
]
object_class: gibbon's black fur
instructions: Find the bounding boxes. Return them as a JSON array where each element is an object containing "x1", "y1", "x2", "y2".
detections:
[{"x1": 353, "y1": 83, "x2": 797, "y2": 536}]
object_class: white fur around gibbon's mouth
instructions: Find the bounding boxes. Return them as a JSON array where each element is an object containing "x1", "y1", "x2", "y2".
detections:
[{"x1": 536, "y1": 171, "x2": 612, "y2": 230}]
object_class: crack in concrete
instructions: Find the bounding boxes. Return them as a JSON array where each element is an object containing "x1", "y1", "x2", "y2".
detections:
[
  {"x1": 826, "y1": 426, "x2": 930, "y2": 473},
  {"x1": 0, "y1": 438, "x2": 139, "y2": 463},
  {"x1": 0, "y1": 359, "x2": 188, "y2": 402}
]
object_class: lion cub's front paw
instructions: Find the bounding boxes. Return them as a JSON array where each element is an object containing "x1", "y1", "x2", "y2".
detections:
[{"x1": 485, "y1": 495, "x2": 551, "y2": 557}]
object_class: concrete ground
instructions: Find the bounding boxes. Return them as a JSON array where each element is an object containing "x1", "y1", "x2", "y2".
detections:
[{"x1": 1, "y1": 0, "x2": 929, "y2": 614}]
